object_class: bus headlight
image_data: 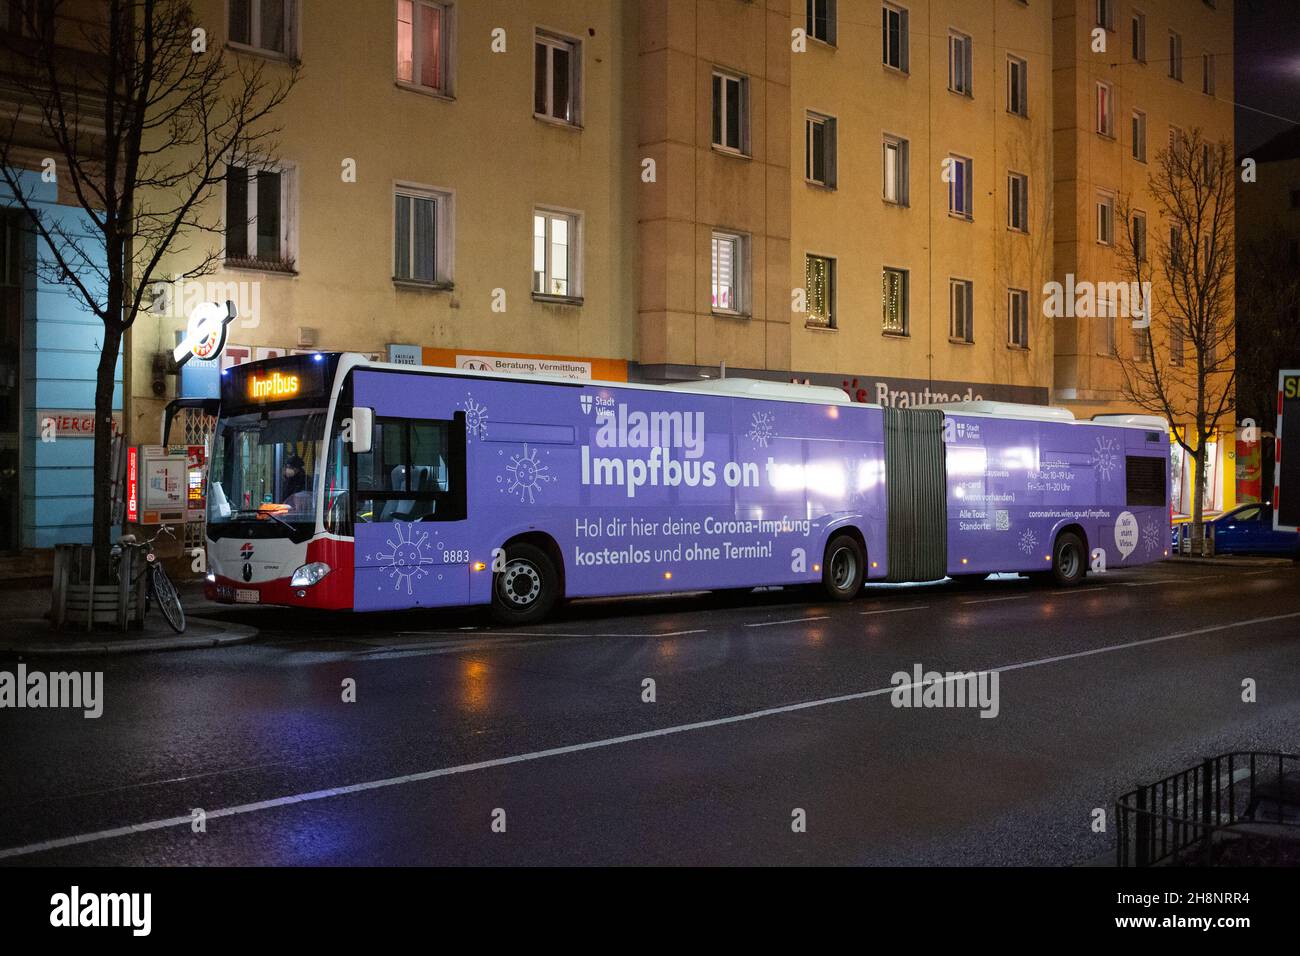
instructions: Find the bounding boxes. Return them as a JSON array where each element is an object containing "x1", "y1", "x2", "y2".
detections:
[{"x1": 291, "y1": 562, "x2": 331, "y2": 587}]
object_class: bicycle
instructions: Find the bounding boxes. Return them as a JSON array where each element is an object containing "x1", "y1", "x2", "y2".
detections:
[{"x1": 113, "y1": 525, "x2": 186, "y2": 633}]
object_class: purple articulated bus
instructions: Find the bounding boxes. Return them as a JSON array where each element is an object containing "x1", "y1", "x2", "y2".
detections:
[{"x1": 204, "y1": 352, "x2": 1171, "y2": 623}]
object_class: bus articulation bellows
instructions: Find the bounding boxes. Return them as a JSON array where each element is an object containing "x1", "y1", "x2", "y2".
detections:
[{"x1": 204, "y1": 352, "x2": 1171, "y2": 623}]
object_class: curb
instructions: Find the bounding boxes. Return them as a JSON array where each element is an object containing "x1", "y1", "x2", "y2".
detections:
[
  {"x1": 0, "y1": 616, "x2": 259, "y2": 657},
  {"x1": 1164, "y1": 556, "x2": 1295, "y2": 568}
]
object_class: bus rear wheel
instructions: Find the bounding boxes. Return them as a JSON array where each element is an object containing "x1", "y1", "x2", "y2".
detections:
[
  {"x1": 822, "y1": 534, "x2": 865, "y2": 601},
  {"x1": 491, "y1": 543, "x2": 559, "y2": 625},
  {"x1": 1050, "y1": 531, "x2": 1087, "y2": 586}
]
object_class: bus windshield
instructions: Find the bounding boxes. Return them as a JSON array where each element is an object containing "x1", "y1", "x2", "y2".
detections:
[{"x1": 207, "y1": 409, "x2": 326, "y2": 530}]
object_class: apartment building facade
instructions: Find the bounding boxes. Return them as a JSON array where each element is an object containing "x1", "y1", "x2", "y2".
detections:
[
  {"x1": 1051, "y1": 0, "x2": 1236, "y2": 514},
  {"x1": 3, "y1": 0, "x2": 1241, "y2": 549},
  {"x1": 131, "y1": 0, "x2": 641, "y2": 446},
  {"x1": 787, "y1": 0, "x2": 1055, "y2": 406}
]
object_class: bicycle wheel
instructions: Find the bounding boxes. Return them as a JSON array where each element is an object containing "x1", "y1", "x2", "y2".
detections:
[{"x1": 150, "y1": 562, "x2": 186, "y2": 633}]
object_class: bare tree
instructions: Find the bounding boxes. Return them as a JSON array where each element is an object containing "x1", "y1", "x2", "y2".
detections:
[
  {"x1": 0, "y1": 0, "x2": 296, "y2": 573},
  {"x1": 1115, "y1": 129, "x2": 1235, "y2": 551}
]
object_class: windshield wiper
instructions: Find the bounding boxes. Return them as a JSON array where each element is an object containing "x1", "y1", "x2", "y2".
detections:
[{"x1": 229, "y1": 507, "x2": 298, "y2": 531}]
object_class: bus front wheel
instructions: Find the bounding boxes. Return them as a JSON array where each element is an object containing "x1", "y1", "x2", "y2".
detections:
[
  {"x1": 822, "y1": 535, "x2": 865, "y2": 601},
  {"x1": 491, "y1": 543, "x2": 559, "y2": 625},
  {"x1": 1050, "y1": 531, "x2": 1087, "y2": 586}
]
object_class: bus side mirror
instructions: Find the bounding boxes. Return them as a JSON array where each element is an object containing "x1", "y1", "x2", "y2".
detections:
[{"x1": 351, "y1": 406, "x2": 374, "y2": 454}]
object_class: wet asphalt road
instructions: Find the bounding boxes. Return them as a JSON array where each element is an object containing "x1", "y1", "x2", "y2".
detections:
[{"x1": 1, "y1": 560, "x2": 1298, "y2": 866}]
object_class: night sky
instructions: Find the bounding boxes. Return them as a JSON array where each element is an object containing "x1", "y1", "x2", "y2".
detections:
[{"x1": 1235, "y1": 0, "x2": 1300, "y2": 153}]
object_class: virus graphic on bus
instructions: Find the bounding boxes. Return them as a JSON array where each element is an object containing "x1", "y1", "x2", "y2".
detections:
[
  {"x1": 373, "y1": 520, "x2": 430, "y2": 595},
  {"x1": 499, "y1": 443, "x2": 555, "y2": 504},
  {"x1": 1018, "y1": 528, "x2": 1039, "y2": 555},
  {"x1": 746, "y1": 410, "x2": 776, "y2": 448},
  {"x1": 1141, "y1": 517, "x2": 1163, "y2": 555},
  {"x1": 461, "y1": 394, "x2": 489, "y2": 441},
  {"x1": 1091, "y1": 435, "x2": 1121, "y2": 481}
]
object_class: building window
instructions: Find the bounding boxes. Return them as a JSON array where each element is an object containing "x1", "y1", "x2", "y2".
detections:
[
  {"x1": 534, "y1": 30, "x2": 580, "y2": 125},
  {"x1": 1131, "y1": 110, "x2": 1147, "y2": 162},
  {"x1": 1007, "y1": 55, "x2": 1027, "y2": 116},
  {"x1": 1169, "y1": 124, "x2": 1184, "y2": 154},
  {"x1": 533, "y1": 209, "x2": 580, "y2": 299},
  {"x1": 1169, "y1": 224, "x2": 1183, "y2": 270},
  {"x1": 1134, "y1": 325, "x2": 1150, "y2": 361},
  {"x1": 882, "y1": 266, "x2": 908, "y2": 335},
  {"x1": 711, "y1": 70, "x2": 749, "y2": 154},
  {"x1": 1101, "y1": 291, "x2": 1119, "y2": 356},
  {"x1": 1096, "y1": 0, "x2": 1115, "y2": 30},
  {"x1": 949, "y1": 279, "x2": 974, "y2": 344},
  {"x1": 1202, "y1": 53, "x2": 1215, "y2": 95},
  {"x1": 1131, "y1": 11, "x2": 1146, "y2": 62},
  {"x1": 225, "y1": 163, "x2": 295, "y2": 269},
  {"x1": 1132, "y1": 210, "x2": 1147, "y2": 262},
  {"x1": 1008, "y1": 288, "x2": 1029, "y2": 349},
  {"x1": 397, "y1": 1, "x2": 451, "y2": 94},
  {"x1": 805, "y1": 112, "x2": 837, "y2": 187},
  {"x1": 1007, "y1": 172, "x2": 1029, "y2": 232},
  {"x1": 229, "y1": 0, "x2": 294, "y2": 56},
  {"x1": 806, "y1": 254, "x2": 835, "y2": 328},
  {"x1": 1170, "y1": 320, "x2": 1185, "y2": 366},
  {"x1": 883, "y1": 135, "x2": 909, "y2": 205},
  {"x1": 882, "y1": 2, "x2": 909, "y2": 73},
  {"x1": 1095, "y1": 81, "x2": 1114, "y2": 137},
  {"x1": 1096, "y1": 193, "x2": 1114, "y2": 245},
  {"x1": 948, "y1": 154, "x2": 972, "y2": 219},
  {"x1": 393, "y1": 186, "x2": 452, "y2": 285},
  {"x1": 807, "y1": 0, "x2": 836, "y2": 45},
  {"x1": 1168, "y1": 31, "x2": 1182, "y2": 81},
  {"x1": 948, "y1": 30, "x2": 972, "y2": 96},
  {"x1": 4, "y1": 0, "x2": 55, "y2": 37},
  {"x1": 711, "y1": 230, "x2": 748, "y2": 315}
]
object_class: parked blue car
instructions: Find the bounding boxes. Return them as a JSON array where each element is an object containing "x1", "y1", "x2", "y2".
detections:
[{"x1": 1173, "y1": 503, "x2": 1300, "y2": 557}]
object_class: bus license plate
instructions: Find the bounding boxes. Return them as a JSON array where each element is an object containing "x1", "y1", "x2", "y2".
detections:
[{"x1": 235, "y1": 589, "x2": 260, "y2": 604}]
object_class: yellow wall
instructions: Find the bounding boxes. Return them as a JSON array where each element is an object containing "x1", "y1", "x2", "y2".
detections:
[
  {"x1": 636, "y1": 0, "x2": 792, "y2": 376},
  {"x1": 1051, "y1": 0, "x2": 1235, "y2": 419},
  {"x1": 1051, "y1": 0, "x2": 1235, "y2": 512},
  {"x1": 790, "y1": 0, "x2": 1055, "y2": 396},
  {"x1": 129, "y1": 0, "x2": 639, "y2": 441}
]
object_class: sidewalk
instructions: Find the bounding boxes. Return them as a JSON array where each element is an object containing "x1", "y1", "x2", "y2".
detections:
[
  {"x1": 0, "y1": 579, "x2": 258, "y2": 657},
  {"x1": 1165, "y1": 554, "x2": 1296, "y2": 568}
]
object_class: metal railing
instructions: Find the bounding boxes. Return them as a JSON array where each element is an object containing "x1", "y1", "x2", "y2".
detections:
[{"x1": 1116, "y1": 752, "x2": 1300, "y2": 866}]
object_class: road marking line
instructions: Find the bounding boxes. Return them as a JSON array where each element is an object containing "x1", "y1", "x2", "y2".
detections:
[
  {"x1": 395, "y1": 629, "x2": 707, "y2": 639},
  {"x1": 961, "y1": 594, "x2": 1031, "y2": 604},
  {"x1": 1243, "y1": 569, "x2": 1281, "y2": 576},
  {"x1": 5, "y1": 609, "x2": 1299, "y2": 862},
  {"x1": 744, "y1": 616, "x2": 829, "y2": 628},
  {"x1": 860, "y1": 605, "x2": 930, "y2": 616},
  {"x1": 1049, "y1": 586, "x2": 1108, "y2": 595}
]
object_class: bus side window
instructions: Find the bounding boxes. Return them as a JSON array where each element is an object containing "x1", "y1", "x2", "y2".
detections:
[
  {"x1": 355, "y1": 415, "x2": 466, "y2": 523},
  {"x1": 1125, "y1": 455, "x2": 1166, "y2": 507}
]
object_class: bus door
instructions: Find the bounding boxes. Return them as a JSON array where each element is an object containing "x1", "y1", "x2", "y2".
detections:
[
  {"x1": 884, "y1": 407, "x2": 948, "y2": 581},
  {"x1": 351, "y1": 372, "x2": 470, "y2": 611}
]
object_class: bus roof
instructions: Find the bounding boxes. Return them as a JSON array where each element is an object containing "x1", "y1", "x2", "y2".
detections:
[
  {"x1": 921, "y1": 399, "x2": 1168, "y2": 431},
  {"x1": 336, "y1": 354, "x2": 871, "y2": 407},
  {"x1": 326, "y1": 354, "x2": 1167, "y2": 429}
]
